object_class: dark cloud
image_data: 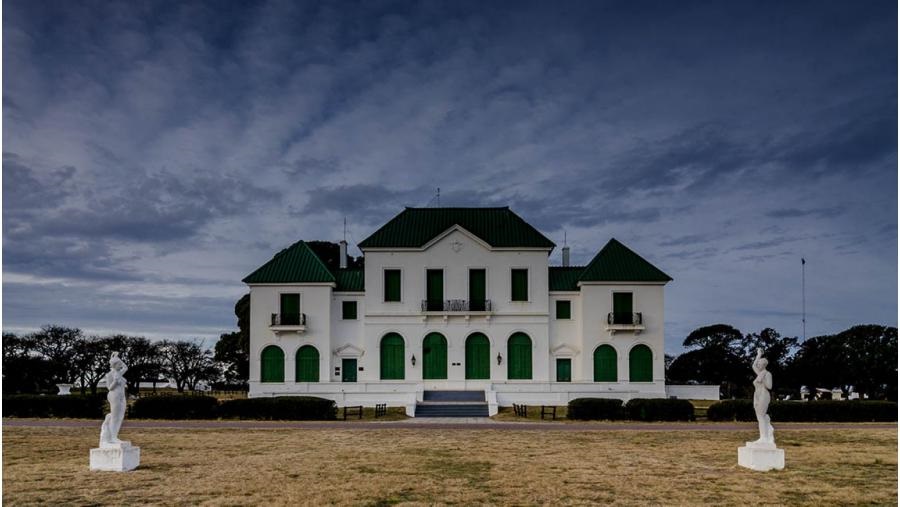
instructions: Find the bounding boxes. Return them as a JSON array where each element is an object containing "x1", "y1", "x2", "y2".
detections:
[{"x1": 765, "y1": 207, "x2": 845, "y2": 219}]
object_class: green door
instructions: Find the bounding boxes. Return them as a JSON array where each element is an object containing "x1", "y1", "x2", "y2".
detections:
[
  {"x1": 465, "y1": 333, "x2": 490, "y2": 379},
  {"x1": 629, "y1": 345, "x2": 653, "y2": 382},
  {"x1": 342, "y1": 358, "x2": 357, "y2": 382},
  {"x1": 613, "y1": 292, "x2": 633, "y2": 324},
  {"x1": 380, "y1": 333, "x2": 405, "y2": 380},
  {"x1": 260, "y1": 345, "x2": 284, "y2": 382},
  {"x1": 556, "y1": 358, "x2": 571, "y2": 382},
  {"x1": 280, "y1": 293, "x2": 300, "y2": 325},
  {"x1": 507, "y1": 333, "x2": 532, "y2": 380},
  {"x1": 426, "y1": 269, "x2": 443, "y2": 311},
  {"x1": 296, "y1": 345, "x2": 319, "y2": 382},
  {"x1": 594, "y1": 345, "x2": 618, "y2": 382},
  {"x1": 422, "y1": 332, "x2": 448, "y2": 380},
  {"x1": 469, "y1": 269, "x2": 486, "y2": 311}
]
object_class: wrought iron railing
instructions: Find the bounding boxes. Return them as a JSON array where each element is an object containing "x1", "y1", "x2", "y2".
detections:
[
  {"x1": 607, "y1": 312, "x2": 642, "y2": 325},
  {"x1": 271, "y1": 313, "x2": 307, "y2": 326},
  {"x1": 421, "y1": 299, "x2": 492, "y2": 312}
]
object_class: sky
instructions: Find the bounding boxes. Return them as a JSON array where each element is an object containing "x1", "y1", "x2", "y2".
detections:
[{"x1": 3, "y1": 0, "x2": 897, "y2": 354}]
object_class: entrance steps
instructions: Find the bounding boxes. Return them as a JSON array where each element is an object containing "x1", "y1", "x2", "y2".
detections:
[{"x1": 416, "y1": 390, "x2": 489, "y2": 417}]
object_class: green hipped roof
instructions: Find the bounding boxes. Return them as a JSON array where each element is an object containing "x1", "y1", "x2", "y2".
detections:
[
  {"x1": 242, "y1": 241, "x2": 336, "y2": 284},
  {"x1": 578, "y1": 238, "x2": 673, "y2": 283},
  {"x1": 548, "y1": 266, "x2": 585, "y2": 291},
  {"x1": 334, "y1": 269, "x2": 364, "y2": 292},
  {"x1": 358, "y1": 207, "x2": 555, "y2": 250}
]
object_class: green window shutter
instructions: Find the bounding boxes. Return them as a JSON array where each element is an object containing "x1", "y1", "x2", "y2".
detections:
[
  {"x1": 511, "y1": 269, "x2": 528, "y2": 301},
  {"x1": 260, "y1": 346, "x2": 284, "y2": 383},
  {"x1": 280, "y1": 293, "x2": 300, "y2": 325},
  {"x1": 426, "y1": 269, "x2": 443, "y2": 310},
  {"x1": 507, "y1": 333, "x2": 532, "y2": 379},
  {"x1": 556, "y1": 300, "x2": 571, "y2": 319},
  {"x1": 556, "y1": 358, "x2": 571, "y2": 382},
  {"x1": 469, "y1": 269, "x2": 486, "y2": 311},
  {"x1": 380, "y1": 333, "x2": 405, "y2": 380},
  {"x1": 594, "y1": 345, "x2": 618, "y2": 382},
  {"x1": 613, "y1": 292, "x2": 633, "y2": 324},
  {"x1": 342, "y1": 301, "x2": 357, "y2": 320},
  {"x1": 629, "y1": 344, "x2": 653, "y2": 382},
  {"x1": 422, "y1": 333, "x2": 448, "y2": 380},
  {"x1": 384, "y1": 270, "x2": 401, "y2": 302},
  {"x1": 295, "y1": 345, "x2": 319, "y2": 382},
  {"x1": 465, "y1": 333, "x2": 490, "y2": 380}
]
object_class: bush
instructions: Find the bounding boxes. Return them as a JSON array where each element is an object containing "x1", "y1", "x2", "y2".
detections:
[
  {"x1": 218, "y1": 396, "x2": 336, "y2": 420},
  {"x1": 567, "y1": 398, "x2": 624, "y2": 420},
  {"x1": 130, "y1": 395, "x2": 219, "y2": 420},
  {"x1": 3, "y1": 394, "x2": 106, "y2": 419},
  {"x1": 707, "y1": 400, "x2": 897, "y2": 422},
  {"x1": 624, "y1": 398, "x2": 694, "y2": 421}
]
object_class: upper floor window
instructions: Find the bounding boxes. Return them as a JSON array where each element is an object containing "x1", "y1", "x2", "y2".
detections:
[
  {"x1": 612, "y1": 292, "x2": 633, "y2": 324},
  {"x1": 342, "y1": 300, "x2": 358, "y2": 320},
  {"x1": 384, "y1": 269, "x2": 401, "y2": 302},
  {"x1": 280, "y1": 293, "x2": 301, "y2": 325},
  {"x1": 511, "y1": 268, "x2": 528, "y2": 302},
  {"x1": 556, "y1": 300, "x2": 571, "y2": 320}
]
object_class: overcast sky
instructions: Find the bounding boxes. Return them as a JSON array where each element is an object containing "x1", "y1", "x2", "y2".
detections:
[{"x1": 4, "y1": 0, "x2": 897, "y2": 353}]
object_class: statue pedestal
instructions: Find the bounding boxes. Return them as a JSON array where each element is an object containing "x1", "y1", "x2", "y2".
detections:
[
  {"x1": 90, "y1": 441, "x2": 140, "y2": 472},
  {"x1": 738, "y1": 441, "x2": 784, "y2": 472}
]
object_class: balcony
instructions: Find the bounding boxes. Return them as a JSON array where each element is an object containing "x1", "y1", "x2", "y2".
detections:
[
  {"x1": 421, "y1": 299, "x2": 493, "y2": 314},
  {"x1": 606, "y1": 312, "x2": 644, "y2": 334},
  {"x1": 270, "y1": 313, "x2": 307, "y2": 334}
]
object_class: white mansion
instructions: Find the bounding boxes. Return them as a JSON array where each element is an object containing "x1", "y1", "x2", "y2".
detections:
[{"x1": 243, "y1": 207, "x2": 687, "y2": 416}]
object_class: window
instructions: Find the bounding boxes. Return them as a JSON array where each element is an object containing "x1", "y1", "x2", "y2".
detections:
[
  {"x1": 613, "y1": 292, "x2": 633, "y2": 324},
  {"x1": 629, "y1": 344, "x2": 653, "y2": 382},
  {"x1": 295, "y1": 345, "x2": 319, "y2": 382},
  {"x1": 260, "y1": 345, "x2": 284, "y2": 383},
  {"x1": 425, "y1": 269, "x2": 443, "y2": 311},
  {"x1": 280, "y1": 293, "x2": 300, "y2": 325},
  {"x1": 511, "y1": 269, "x2": 528, "y2": 301},
  {"x1": 384, "y1": 269, "x2": 401, "y2": 302},
  {"x1": 594, "y1": 345, "x2": 617, "y2": 382},
  {"x1": 342, "y1": 301, "x2": 357, "y2": 320},
  {"x1": 556, "y1": 300, "x2": 571, "y2": 319},
  {"x1": 469, "y1": 269, "x2": 486, "y2": 311}
]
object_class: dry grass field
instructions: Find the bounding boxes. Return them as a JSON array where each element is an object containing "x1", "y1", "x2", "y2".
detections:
[{"x1": 3, "y1": 424, "x2": 896, "y2": 506}]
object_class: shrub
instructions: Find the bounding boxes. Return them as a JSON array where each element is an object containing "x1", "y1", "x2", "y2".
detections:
[
  {"x1": 706, "y1": 400, "x2": 755, "y2": 421},
  {"x1": 218, "y1": 396, "x2": 336, "y2": 420},
  {"x1": 3, "y1": 394, "x2": 106, "y2": 419},
  {"x1": 567, "y1": 398, "x2": 624, "y2": 420},
  {"x1": 707, "y1": 400, "x2": 897, "y2": 422},
  {"x1": 130, "y1": 395, "x2": 219, "y2": 420},
  {"x1": 624, "y1": 398, "x2": 694, "y2": 421}
]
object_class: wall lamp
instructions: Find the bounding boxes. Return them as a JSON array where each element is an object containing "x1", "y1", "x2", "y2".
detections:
[
  {"x1": 497, "y1": 353, "x2": 503, "y2": 365},
  {"x1": 411, "y1": 354, "x2": 416, "y2": 367}
]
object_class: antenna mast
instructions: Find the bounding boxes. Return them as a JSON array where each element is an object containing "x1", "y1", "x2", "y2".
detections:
[
  {"x1": 801, "y1": 257, "x2": 806, "y2": 341},
  {"x1": 343, "y1": 217, "x2": 347, "y2": 242}
]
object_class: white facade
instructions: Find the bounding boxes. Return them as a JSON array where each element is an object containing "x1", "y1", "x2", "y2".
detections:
[{"x1": 245, "y1": 212, "x2": 673, "y2": 413}]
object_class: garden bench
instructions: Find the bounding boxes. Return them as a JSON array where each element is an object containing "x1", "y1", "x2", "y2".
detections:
[
  {"x1": 541, "y1": 406, "x2": 557, "y2": 420},
  {"x1": 343, "y1": 405, "x2": 363, "y2": 420}
]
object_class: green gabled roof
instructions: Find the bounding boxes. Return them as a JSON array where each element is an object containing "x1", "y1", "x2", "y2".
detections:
[
  {"x1": 358, "y1": 207, "x2": 555, "y2": 250},
  {"x1": 549, "y1": 266, "x2": 585, "y2": 291},
  {"x1": 334, "y1": 269, "x2": 364, "y2": 292},
  {"x1": 243, "y1": 240, "x2": 336, "y2": 284},
  {"x1": 578, "y1": 238, "x2": 672, "y2": 283}
]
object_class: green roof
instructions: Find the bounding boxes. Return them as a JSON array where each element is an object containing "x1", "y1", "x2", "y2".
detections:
[
  {"x1": 358, "y1": 207, "x2": 555, "y2": 250},
  {"x1": 243, "y1": 241, "x2": 336, "y2": 284},
  {"x1": 578, "y1": 238, "x2": 672, "y2": 283},
  {"x1": 334, "y1": 269, "x2": 364, "y2": 292},
  {"x1": 549, "y1": 266, "x2": 585, "y2": 291}
]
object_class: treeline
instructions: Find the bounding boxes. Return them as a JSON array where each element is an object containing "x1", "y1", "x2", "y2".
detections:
[{"x1": 666, "y1": 324, "x2": 897, "y2": 400}]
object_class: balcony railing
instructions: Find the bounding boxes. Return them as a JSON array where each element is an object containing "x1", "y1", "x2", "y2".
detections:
[
  {"x1": 607, "y1": 312, "x2": 643, "y2": 325},
  {"x1": 271, "y1": 313, "x2": 307, "y2": 327},
  {"x1": 421, "y1": 299, "x2": 492, "y2": 312}
]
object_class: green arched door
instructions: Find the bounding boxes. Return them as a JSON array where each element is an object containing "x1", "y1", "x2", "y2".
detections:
[
  {"x1": 629, "y1": 344, "x2": 653, "y2": 382},
  {"x1": 296, "y1": 345, "x2": 319, "y2": 382},
  {"x1": 260, "y1": 345, "x2": 284, "y2": 383},
  {"x1": 594, "y1": 345, "x2": 617, "y2": 382},
  {"x1": 507, "y1": 333, "x2": 532, "y2": 380},
  {"x1": 423, "y1": 333, "x2": 448, "y2": 380},
  {"x1": 465, "y1": 333, "x2": 490, "y2": 379},
  {"x1": 380, "y1": 333, "x2": 405, "y2": 380}
]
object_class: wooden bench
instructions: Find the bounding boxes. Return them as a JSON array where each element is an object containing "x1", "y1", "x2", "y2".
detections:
[
  {"x1": 374, "y1": 403, "x2": 387, "y2": 418},
  {"x1": 541, "y1": 406, "x2": 558, "y2": 421},
  {"x1": 343, "y1": 405, "x2": 363, "y2": 421}
]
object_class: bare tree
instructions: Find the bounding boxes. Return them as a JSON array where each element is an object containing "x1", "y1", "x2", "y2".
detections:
[{"x1": 159, "y1": 340, "x2": 218, "y2": 392}]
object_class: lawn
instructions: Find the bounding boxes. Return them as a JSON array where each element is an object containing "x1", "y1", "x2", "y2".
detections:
[{"x1": 3, "y1": 424, "x2": 896, "y2": 505}]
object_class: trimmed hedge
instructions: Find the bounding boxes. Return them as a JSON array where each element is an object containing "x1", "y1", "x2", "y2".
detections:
[
  {"x1": 707, "y1": 400, "x2": 898, "y2": 422},
  {"x1": 218, "y1": 396, "x2": 337, "y2": 421},
  {"x1": 3, "y1": 394, "x2": 106, "y2": 419},
  {"x1": 624, "y1": 398, "x2": 695, "y2": 421},
  {"x1": 567, "y1": 398, "x2": 624, "y2": 420},
  {"x1": 130, "y1": 395, "x2": 219, "y2": 419}
]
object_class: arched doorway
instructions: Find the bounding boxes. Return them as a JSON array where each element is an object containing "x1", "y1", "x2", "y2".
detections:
[
  {"x1": 422, "y1": 333, "x2": 448, "y2": 380},
  {"x1": 593, "y1": 344, "x2": 617, "y2": 382},
  {"x1": 295, "y1": 345, "x2": 319, "y2": 382},
  {"x1": 260, "y1": 345, "x2": 284, "y2": 383},
  {"x1": 380, "y1": 333, "x2": 405, "y2": 380},
  {"x1": 465, "y1": 333, "x2": 490, "y2": 379},
  {"x1": 507, "y1": 333, "x2": 532, "y2": 380},
  {"x1": 629, "y1": 344, "x2": 653, "y2": 382}
]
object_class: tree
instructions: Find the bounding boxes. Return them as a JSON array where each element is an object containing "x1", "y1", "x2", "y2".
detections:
[
  {"x1": 2, "y1": 333, "x2": 54, "y2": 393},
  {"x1": 739, "y1": 328, "x2": 798, "y2": 386},
  {"x1": 31, "y1": 325, "x2": 83, "y2": 384},
  {"x1": 105, "y1": 335, "x2": 163, "y2": 395},
  {"x1": 668, "y1": 324, "x2": 747, "y2": 398},
  {"x1": 214, "y1": 293, "x2": 250, "y2": 386},
  {"x1": 159, "y1": 340, "x2": 218, "y2": 392},
  {"x1": 71, "y1": 336, "x2": 122, "y2": 395}
]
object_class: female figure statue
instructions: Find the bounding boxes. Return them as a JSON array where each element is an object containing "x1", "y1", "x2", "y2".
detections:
[
  {"x1": 99, "y1": 352, "x2": 128, "y2": 446},
  {"x1": 751, "y1": 348, "x2": 775, "y2": 445}
]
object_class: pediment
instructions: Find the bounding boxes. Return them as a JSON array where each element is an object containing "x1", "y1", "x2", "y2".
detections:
[
  {"x1": 551, "y1": 344, "x2": 580, "y2": 357},
  {"x1": 333, "y1": 344, "x2": 365, "y2": 358}
]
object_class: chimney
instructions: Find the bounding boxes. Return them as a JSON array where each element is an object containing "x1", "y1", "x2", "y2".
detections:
[
  {"x1": 562, "y1": 246, "x2": 570, "y2": 267},
  {"x1": 339, "y1": 240, "x2": 348, "y2": 269}
]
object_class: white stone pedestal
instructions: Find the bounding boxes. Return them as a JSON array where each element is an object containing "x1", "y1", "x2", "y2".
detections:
[
  {"x1": 90, "y1": 442, "x2": 141, "y2": 472},
  {"x1": 738, "y1": 441, "x2": 784, "y2": 471}
]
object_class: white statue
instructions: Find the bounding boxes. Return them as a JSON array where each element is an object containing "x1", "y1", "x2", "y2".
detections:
[
  {"x1": 751, "y1": 347, "x2": 774, "y2": 445},
  {"x1": 99, "y1": 352, "x2": 128, "y2": 447}
]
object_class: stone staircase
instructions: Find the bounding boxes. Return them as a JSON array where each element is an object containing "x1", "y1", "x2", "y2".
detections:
[{"x1": 415, "y1": 390, "x2": 489, "y2": 417}]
